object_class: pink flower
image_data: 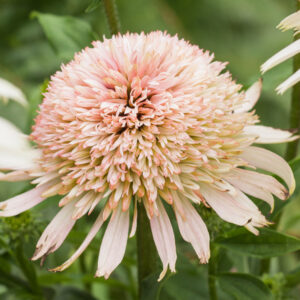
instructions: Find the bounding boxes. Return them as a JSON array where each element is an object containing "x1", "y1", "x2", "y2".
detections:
[{"x1": 0, "y1": 32, "x2": 297, "y2": 280}]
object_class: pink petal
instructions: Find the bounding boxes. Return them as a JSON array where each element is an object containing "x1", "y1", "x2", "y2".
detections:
[
  {"x1": 0, "y1": 170, "x2": 33, "y2": 182},
  {"x1": 224, "y1": 172, "x2": 274, "y2": 211},
  {"x1": 32, "y1": 201, "x2": 76, "y2": 262},
  {"x1": 96, "y1": 204, "x2": 129, "y2": 279},
  {"x1": 50, "y1": 210, "x2": 105, "y2": 272},
  {"x1": 150, "y1": 199, "x2": 177, "y2": 281},
  {"x1": 240, "y1": 146, "x2": 295, "y2": 194},
  {"x1": 0, "y1": 181, "x2": 53, "y2": 217},
  {"x1": 261, "y1": 40, "x2": 300, "y2": 73},
  {"x1": 276, "y1": 69, "x2": 300, "y2": 94},
  {"x1": 235, "y1": 79, "x2": 262, "y2": 113},
  {"x1": 0, "y1": 77, "x2": 27, "y2": 106},
  {"x1": 200, "y1": 183, "x2": 268, "y2": 230},
  {"x1": 173, "y1": 196, "x2": 210, "y2": 263},
  {"x1": 277, "y1": 11, "x2": 300, "y2": 34},
  {"x1": 244, "y1": 125, "x2": 299, "y2": 144},
  {"x1": 129, "y1": 198, "x2": 138, "y2": 238}
]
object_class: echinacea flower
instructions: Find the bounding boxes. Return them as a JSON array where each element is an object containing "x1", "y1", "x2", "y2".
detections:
[
  {"x1": 261, "y1": 10, "x2": 300, "y2": 94},
  {"x1": 0, "y1": 32, "x2": 297, "y2": 280}
]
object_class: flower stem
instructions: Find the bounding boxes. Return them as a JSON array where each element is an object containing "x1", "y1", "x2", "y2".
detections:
[
  {"x1": 285, "y1": 0, "x2": 300, "y2": 161},
  {"x1": 103, "y1": 0, "x2": 121, "y2": 36},
  {"x1": 136, "y1": 203, "x2": 158, "y2": 299},
  {"x1": 208, "y1": 244, "x2": 218, "y2": 300}
]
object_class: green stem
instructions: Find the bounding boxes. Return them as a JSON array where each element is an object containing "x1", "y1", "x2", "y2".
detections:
[
  {"x1": 208, "y1": 244, "x2": 218, "y2": 300},
  {"x1": 136, "y1": 203, "x2": 158, "y2": 299},
  {"x1": 103, "y1": 0, "x2": 121, "y2": 35},
  {"x1": 285, "y1": 0, "x2": 300, "y2": 161},
  {"x1": 79, "y1": 254, "x2": 92, "y2": 292}
]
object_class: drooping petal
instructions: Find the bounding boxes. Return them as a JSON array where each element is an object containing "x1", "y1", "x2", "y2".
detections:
[
  {"x1": 150, "y1": 198, "x2": 177, "y2": 281},
  {"x1": 243, "y1": 125, "x2": 299, "y2": 144},
  {"x1": 276, "y1": 69, "x2": 300, "y2": 94},
  {"x1": 0, "y1": 181, "x2": 53, "y2": 217},
  {"x1": 96, "y1": 204, "x2": 129, "y2": 279},
  {"x1": 277, "y1": 11, "x2": 300, "y2": 35},
  {"x1": 234, "y1": 79, "x2": 262, "y2": 113},
  {"x1": 240, "y1": 146, "x2": 295, "y2": 194},
  {"x1": 50, "y1": 210, "x2": 105, "y2": 272},
  {"x1": 261, "y1": 40, "x2": 300, "y2": 73},
  {"x1": 224, "y1": 168, "x2": 288, "y2": 201},
  {"x1": 129, "y1": 198, "x2": 138, "y2": 238},
  {"x1": 0, "y1": 170, "x2": 33, "y2": 182},
  {"x1": 200, "y1": 183, "x2": 268, "y2": 234},
  {"x1": 223, "y1": 170, "x2": 275, "y2": 210},
  {"x1": 0, "y1": 77, "x2": 27, "y2": 106},
  {"x1": 32, "y1": 201, "x2": 76, "y2": 262},
  {"x1": 173, "y1": 195, "x2": 210, "y2": 263}
]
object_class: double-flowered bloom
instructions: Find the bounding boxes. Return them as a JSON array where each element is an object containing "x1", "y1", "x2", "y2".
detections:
[{"x1": 0, "y1": 32, "x2": 297, "y2": 279}]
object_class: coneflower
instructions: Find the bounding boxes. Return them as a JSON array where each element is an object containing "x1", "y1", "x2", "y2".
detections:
[{"x1": 0, "y1": 32, "x2": 296, "y2": 280}]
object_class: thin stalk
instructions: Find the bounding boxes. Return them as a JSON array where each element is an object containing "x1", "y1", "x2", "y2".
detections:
[
  {"x1": 285, "y1": 0, "x2": 300, "y2": 160},
  {"x1": 208, "y1": 244, "x2": 218, "y2": 300},
  {"x1": 136, "y1": 203, "x2": 158, "y2": 299},
  {"x1": 103, "y1": 0, "x2": 121, "y2": 36}
]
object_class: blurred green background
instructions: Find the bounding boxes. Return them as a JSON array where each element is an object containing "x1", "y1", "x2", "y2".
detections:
[{"x1": 0, "y1": 0, "x2": 300, "y2": 299}]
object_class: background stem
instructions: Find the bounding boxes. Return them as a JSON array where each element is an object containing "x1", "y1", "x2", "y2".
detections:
[
  {"x1": 285, "y1": 0, "x2": 300, "y2": 161},
  {"x1": 136, "y1": 203, "x2": 158, "y2": 299},
  {"x1": 208, "y1": 244, "x2": 218, "y2": 300},
  {"x1": 103, "y1": 0, "x2": 121, "y2": 35}
]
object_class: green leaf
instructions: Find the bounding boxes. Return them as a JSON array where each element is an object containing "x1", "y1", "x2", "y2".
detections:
[
  {"x1": 289, "y1": 156, "x2": 300, "y2": 172},
  {"x1": 285, "y1": 265, "x2": 300, "y2": 288},
  {"x1": 216, "y1": 228, "x2": 300, "y2": 258},
  {"x1": 138, "y1": 271, "x2": 170, "y2": 300},
  {"x1": 217, "y1": 273, "x2": 273, "y2": 300},
  {"x1": 31, "y1": 12, "x2": 95, "y2": 61},
  {"x1": 85, "y1": 0, "x2": 102, "y2": 13},
  {"x1": 160, "y1": 255, "x2": 209, "y2": 300},
  {"x1": 54, "y1": 287, "x2": 97, "y2": 300}
]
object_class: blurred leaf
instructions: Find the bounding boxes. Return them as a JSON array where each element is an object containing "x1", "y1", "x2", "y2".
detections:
[
  {"x1": 31, "y1": 12, "x2": 95, "y2": 61},
  {"x1": 285, "y1": 265, "x2": 300, "y2": 288},
  {"x1": 289, "y1": 156, "x2": 300, "y2": 172},
  {"x1": 82, "y1": 274, "x2": 132, "y2": 291},
  {"x1": 13, "y1": 244, "x2": 41, "y2": 295},
  {"x1": 160, "y1": 255, "x2": 209, "y2": 300},
  {"x1": 216, "y1": 228, "x2": 300, "y2": 258},
  {"x1": 38, "y1": 273, "x2": 73, "y2": 285},
  {"x1": 85, "y1": 0, "x2": 102, "y2": 13},
  {"x1": 54, "y1": 287, "x2": 97, "y2": 300},
  {"x1": 136, "y1": 271, "x2": 171, "y2": 300},
  {"x1": 217, "y1": 273, "x2": 272, "y2": 300}
]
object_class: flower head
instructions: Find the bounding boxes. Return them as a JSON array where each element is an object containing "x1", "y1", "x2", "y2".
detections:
[{"x1": 0, "y1": 32, "x2": 296, "y2": 279}]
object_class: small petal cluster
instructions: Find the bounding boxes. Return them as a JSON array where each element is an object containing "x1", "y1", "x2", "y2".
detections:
[
  {"x1": 0, "y1": 32, "x2": 296, "y2": 280},
  {"x1": 261, "y1": 11, "x2": 300, "y2": 94}
]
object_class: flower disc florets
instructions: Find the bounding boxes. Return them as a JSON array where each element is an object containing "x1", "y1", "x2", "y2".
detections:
[{"x1": 32, "y1": 32, "x2": 257, "y2": 217}]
